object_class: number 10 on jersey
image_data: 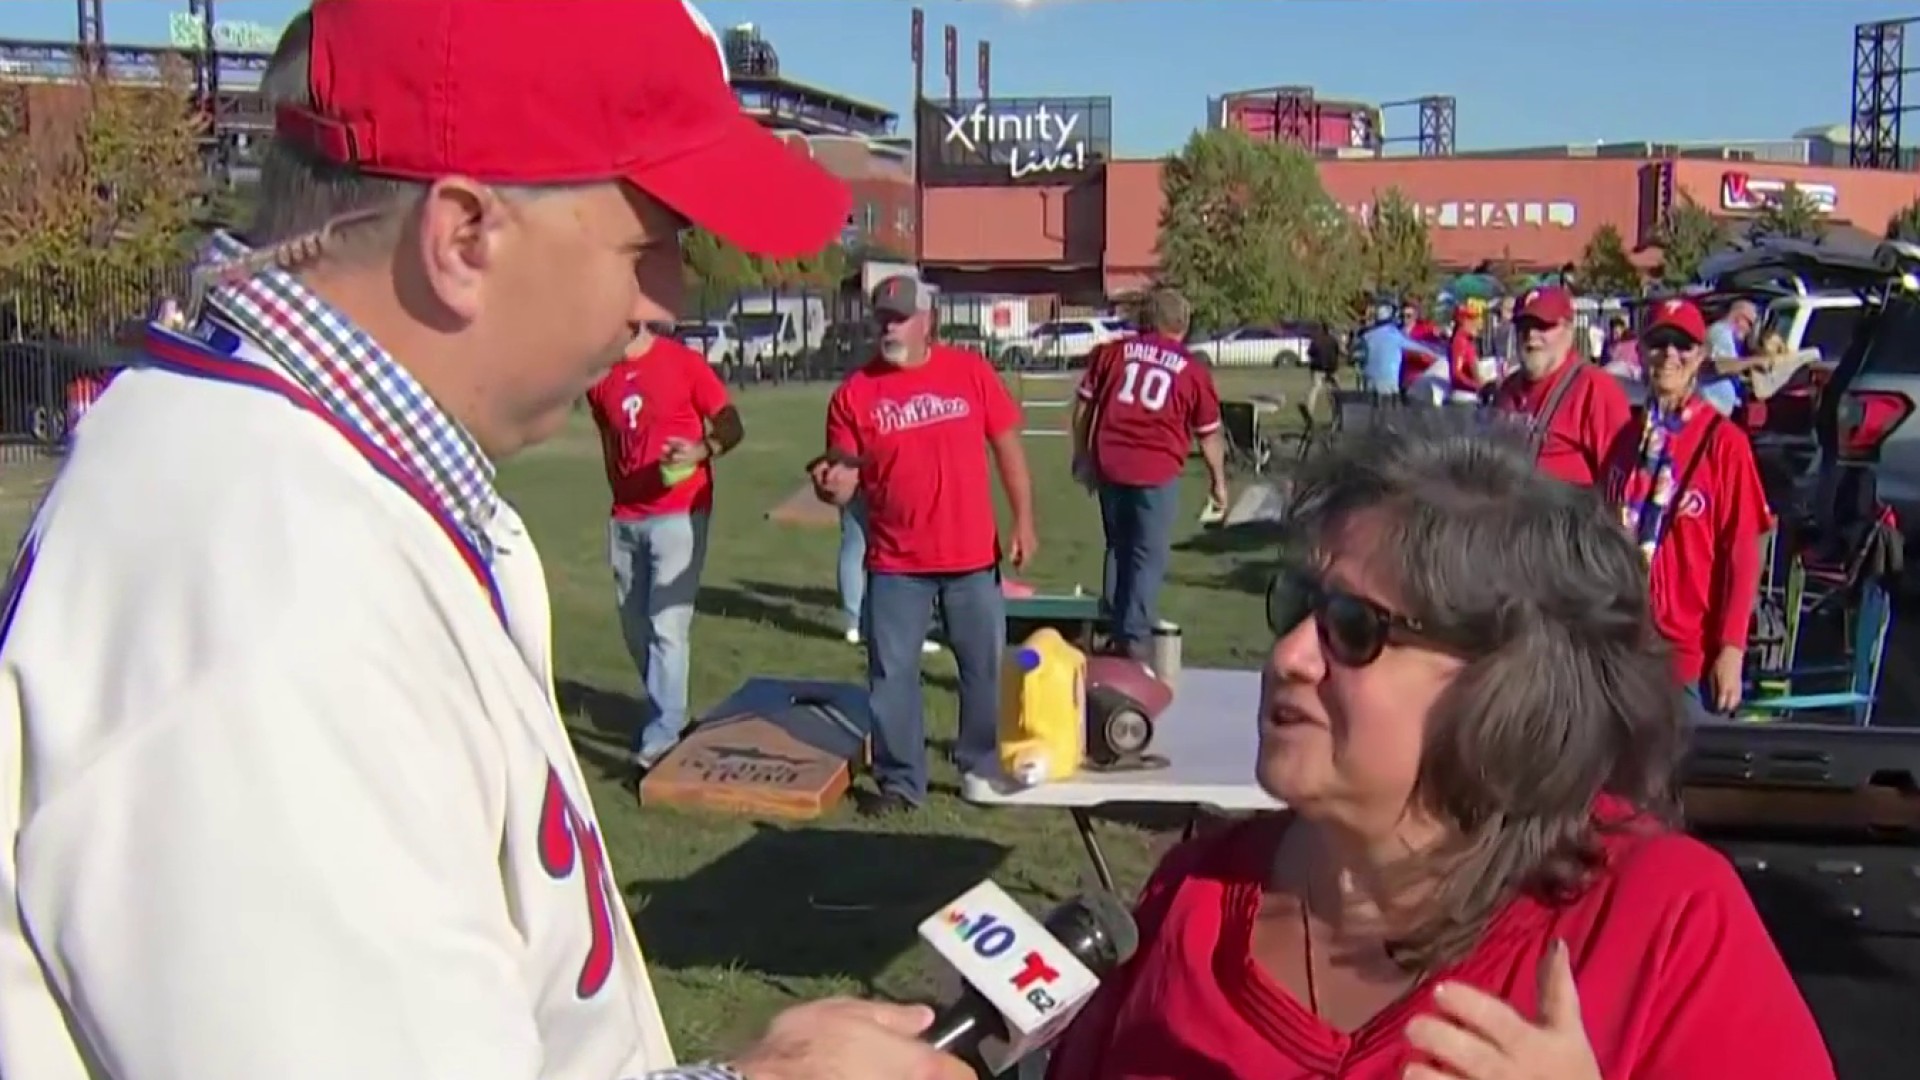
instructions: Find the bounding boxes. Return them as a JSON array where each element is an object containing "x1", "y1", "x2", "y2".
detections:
[{"x1": 1116, "y1": 361, "x2": 1173, "y2": 412}]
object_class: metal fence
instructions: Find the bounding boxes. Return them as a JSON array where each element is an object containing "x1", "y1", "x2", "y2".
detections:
[
  {"x1": 671, "y1": 285, "x2": 1087, "y2": 386},
  {"x1": 0, "y1": 263, "x2": 188, "y2": 465}
]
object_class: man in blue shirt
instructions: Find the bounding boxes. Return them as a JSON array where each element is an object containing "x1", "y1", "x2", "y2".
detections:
[
  {"x1": 1700, "y1": 299, "x2": 1763, "y2": 416},
  {"x1": 1359, "y1": 304, "x2": 1445, "y2": 398}
]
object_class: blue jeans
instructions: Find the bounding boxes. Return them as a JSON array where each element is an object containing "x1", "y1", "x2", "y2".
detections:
[
  {"x1": 865, "y1": 569, "x2": 1004, "y2": 803},
  {"x1": 1098, "y1": 480, "x2": 1181, "y2": 649},
  {"x1": 838, "y1": 496, "x2": 869, "y2": 632},
  {"x1": 610, "y1": 512, "x2": 711, "y2": 765}
]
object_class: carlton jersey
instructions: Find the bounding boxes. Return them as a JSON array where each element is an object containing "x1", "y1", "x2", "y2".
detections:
[
  {"x1": 826, "y1": 345, "x2": 1019, "y2": 574},
  {"x1": 0, "y1": 335, "x2": 677, "y2": 1080},
  {"x1": 1492, "y1": 357, "x2": 1633, "y2": 488},
  {"x1": 1602, "y1": 409, "x2": 1773, "y2": 685},
  {"x1": 586, "y1": 337, "x2": 730, "y2": 520},
  {"x1": 1077, "y1": 333, "x2": 1222, "y2": 488}
]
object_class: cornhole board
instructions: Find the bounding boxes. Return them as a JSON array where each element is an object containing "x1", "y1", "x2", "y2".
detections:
[
  {"x1": 640, "y1": 678, "x2": 870, "y2": 820},
  {"x1": 1223, "y1": 481, "x2": 1290, "y2": 527},
  {"x1": 1006, "y1": 592, "x2": 1102, "y2": 650},
  {"x1": 765, "y1": 481, "x2": 841, "y2": 528}
]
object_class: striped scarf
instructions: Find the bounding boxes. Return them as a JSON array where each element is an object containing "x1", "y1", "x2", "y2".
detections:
[{"x1": 1618, "y1": 398, "x2": 1699, "y2": 563}]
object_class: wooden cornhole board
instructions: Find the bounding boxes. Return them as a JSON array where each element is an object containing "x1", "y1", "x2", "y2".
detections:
[
  {"x1": 640, "y1": 677, "x2": 870, "y2": 821},
  {"x1": 765, "y1": 481, "x2": 841, "y2": 528}
]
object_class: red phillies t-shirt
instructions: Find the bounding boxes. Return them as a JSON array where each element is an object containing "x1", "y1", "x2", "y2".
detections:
[
  {"x1": 1077, "y1": 332, "x2": 1222, "y2": 487},
  {"x1": 586, "y1": 337, "x2": 731, "y2": 519},
  {"x1": 1046, "y1": 810, "x2": 1833, "y2": 1080},
  {"x1": 1492, "y1": 355, "x2": 1632, "y2": 487},
  {"x1": 826, "y1": 345, "x2": 1020, "y2": 574},
  {"x1": 1603, "y1": 407, "x2": 1773, "y2": 685},
  {"x1": 1447, "y1": 328, "x2": 1482, "y2": 394}
]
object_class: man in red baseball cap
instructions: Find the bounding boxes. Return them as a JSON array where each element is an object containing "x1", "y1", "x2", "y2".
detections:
[
  {"x1": 1490, "y1": 284, "x2": 1632, "y2": 487},
  {"x1": 0, "y1": 4, "x2": 966, "y2": 1080}
]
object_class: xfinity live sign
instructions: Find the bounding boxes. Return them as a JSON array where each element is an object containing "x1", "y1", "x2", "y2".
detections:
[{"x1": 921, "y1": 97, "x2": 1111, "y2": 186}]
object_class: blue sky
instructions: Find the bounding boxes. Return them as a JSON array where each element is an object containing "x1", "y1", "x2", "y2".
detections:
[{"x1": 5, "y1": 0, "x2": 1908, "y2": 155}]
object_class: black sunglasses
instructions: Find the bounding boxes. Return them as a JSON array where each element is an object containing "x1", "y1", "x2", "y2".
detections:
[
  {"x1": 1265, "y1": 568, "x2": 1427, "y2": 668},
  {"x1": 1639, "y1": 330, "x2": 1699, "y2": 353}
]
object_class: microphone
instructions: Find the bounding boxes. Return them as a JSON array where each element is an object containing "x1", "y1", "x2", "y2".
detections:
[{"x1": 917, "y1": 882, "x2": 1139, "y2": 1073}]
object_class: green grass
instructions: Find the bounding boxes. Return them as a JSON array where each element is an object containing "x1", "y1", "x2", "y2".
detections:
[{"x1": 1, "y1": 366, "x2": 1303, "y2": 1060}]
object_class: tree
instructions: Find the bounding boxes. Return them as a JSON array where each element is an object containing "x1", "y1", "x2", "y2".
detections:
[
  {"x1": 1577, "y1": 224, "x2": 1641, "y2": 297},
  {"x1": 0, "y1": 65, "x2": 204, "y2": 340},
  {"x1": 1653, "y1": 196, "x2": 1728, "y2": 289},
  {"x1": 1156, "y1": 128, "x2": 1358, "y2": 334},
  {"x1": 1357, "y1": 187, "x2": 1436, "y2": 302},
  {"x1": 1751, "y1": 185, "x2": 1826, "y2": 241},
  {"x1": 1886, "y1": 197, "x2": 1920, "y2": 243},
  {"x1": 681, "y1": 227, "x2": 762, "y2": 314}
]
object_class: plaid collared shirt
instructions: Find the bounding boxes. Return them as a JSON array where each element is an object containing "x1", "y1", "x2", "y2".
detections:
[{"x1": 195, "y1": 231, "x2": 500, "y2": 557}]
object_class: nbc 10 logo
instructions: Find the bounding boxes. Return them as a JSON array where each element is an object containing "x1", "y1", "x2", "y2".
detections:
[{"x1": 948, "y1": 910, "x2": 1065, "y2": 1015}]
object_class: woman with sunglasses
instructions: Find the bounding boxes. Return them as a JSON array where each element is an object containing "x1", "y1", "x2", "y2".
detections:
[
  {"x1": 1044, "y1": 412, "x2": 1830, "y2": 1080},
  {"x1": 1601, "y1": 297, "x2": 1772, "y2": 714}
]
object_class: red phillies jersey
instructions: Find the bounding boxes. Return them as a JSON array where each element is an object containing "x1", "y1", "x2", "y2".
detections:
[
  {"x1": 1447, "y1": 328, "x2": 1482, "y2": 393},
  {"x1": 826, "y1": 346, "x2": 1020, "y2": 574},
  {"x1": 1603, "y1": 407, "x2": 1773, "y2": 685},
  {"x1": 1077, "y1": 333, "x2": 1222, "y2": 487},
  {"x1": 1492, "y1": 355, "x2": 1632, "y2": 487},
  {"x1": 1047, "y1": 809, "x2": 1832, "y2": 1080},
  {"x1": 586, "y1": 337, "x2": 730, "y2": 520}
]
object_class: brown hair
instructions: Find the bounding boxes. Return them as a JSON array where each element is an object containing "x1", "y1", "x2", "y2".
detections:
[{"x1": 1280, "y1": 408, "x2": 1685, "y2": 971}]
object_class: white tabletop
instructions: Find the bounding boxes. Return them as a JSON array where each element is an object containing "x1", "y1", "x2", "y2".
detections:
[{"x1": 964, "y1": 668, "x2": 1283, "y2": 812}]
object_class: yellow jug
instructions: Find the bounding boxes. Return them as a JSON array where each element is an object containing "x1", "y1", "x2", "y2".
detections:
[{"x1": 998, "y1": 628, "x2": 1086, "y2": 786}]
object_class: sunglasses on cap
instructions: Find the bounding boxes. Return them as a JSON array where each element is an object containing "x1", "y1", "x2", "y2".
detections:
[
  {"x1": 1639, "y1": 329, "x2": 1700, "y2": 353},
  {"x1": 1265, "y1": 567, "x2": 1428, "y2": 668}
]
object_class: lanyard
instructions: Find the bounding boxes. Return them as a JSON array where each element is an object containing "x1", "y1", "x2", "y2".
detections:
[{"x1": 141, "y1": 325, "x2": 508, "y2": 628}]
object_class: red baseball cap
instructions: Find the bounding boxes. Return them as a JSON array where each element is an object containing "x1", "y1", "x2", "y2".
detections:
[
  {"x1": 278, "y1": 0, "x2": 850, "y2": 260},
  {"x1": 1642, "y1": 296, "x2": 1708, "y2": 344},
  {"x1": 1514, "y1": 285, "x2": 1574, "y2": 325}
]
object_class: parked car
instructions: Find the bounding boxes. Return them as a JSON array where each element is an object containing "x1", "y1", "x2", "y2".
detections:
[
  {"x1": 668, "y1": 320, "x2": 744, "y2": 366},
  {"x1": 1703, "y1": 238, "x2": 1920, "y2": 546},
  {"x1": 1187, "y1": 326, "x2": 1312, "y2": 368},
  {"x1": 998, "y1": 317, "x2": 1120, "y2": 369}
]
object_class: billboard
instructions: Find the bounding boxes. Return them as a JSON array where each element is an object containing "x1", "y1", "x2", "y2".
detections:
[{"x1": 918, "y1": 97, "x2": 1111, "y2": 187}]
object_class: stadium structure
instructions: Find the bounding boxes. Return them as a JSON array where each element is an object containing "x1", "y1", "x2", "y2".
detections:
[{"x1": 0, "y1": 9, "x2": 916, "y2": 254}]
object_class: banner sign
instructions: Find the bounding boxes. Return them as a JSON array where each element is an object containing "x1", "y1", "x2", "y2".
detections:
[{"x1": 918, "y1": 96, "x2": 1111, "y2": 186}]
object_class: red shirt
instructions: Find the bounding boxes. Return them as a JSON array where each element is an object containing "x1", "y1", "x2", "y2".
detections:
[
  {"x1": 1047, "y1": 812, "x2": 1832, "y2": 1080},
  {"x1": 586, "y1": 337, "x2": 730, "y2": 520},
  {"x1": 1492, "y1": 355, "x2": 1632, "y2": 487},
  {"x1": 1447, "y1": 328, "x2": 1482, "y2": 394},
  {"x1": 1077, "y1": 332, "x2": 1222, "y2": 487},
  {"x1": 1603, "y1": 407, "x2": 1773, "y2": 685},
  {"x1": 826, "y1": 346, "x2": 1019, "y2": 574}
]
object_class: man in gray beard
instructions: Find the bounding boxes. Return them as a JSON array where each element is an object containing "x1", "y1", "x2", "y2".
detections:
[{"x1": 811, "y1": 275, "x2": 1038, "y2": 817}]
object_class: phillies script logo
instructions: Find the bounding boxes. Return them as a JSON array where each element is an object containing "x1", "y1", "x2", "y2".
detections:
[
  {"x1": 872, "y1": 393, "x2": 971, "y2": 435},
  {"x1": 538, "y1": 767, "x2": 616, "y2": 998}
]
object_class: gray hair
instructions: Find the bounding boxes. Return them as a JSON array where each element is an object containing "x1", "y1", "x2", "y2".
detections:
[
  {"x1": 247, "y1": 8, "x2": 556, "y2": 260},
  {"x1": 247, "y1": 10, "x2": 425, "y2": 251},
  {"x1": 1280, "y1": 409, "x2": 1685, "y2": 971}
]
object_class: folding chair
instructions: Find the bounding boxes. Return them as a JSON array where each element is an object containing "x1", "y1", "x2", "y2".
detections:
[
  {"x1": 1740, "y1": 513, "x2": 1902, "y2": 726},
  {"x1": 1217, "y1": 400, "x2": 1272, "y2": 477},
  {"x1": 1738, "y1": 576, "x2": 1891, "y2": 726}
]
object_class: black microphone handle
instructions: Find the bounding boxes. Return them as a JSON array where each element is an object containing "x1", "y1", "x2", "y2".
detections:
[{"x1": 924, "y1": 992, "x2": 996, "y2": 1054}]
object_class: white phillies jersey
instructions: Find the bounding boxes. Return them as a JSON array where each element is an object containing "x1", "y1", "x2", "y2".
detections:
[{"x1": 0, "y1": 358, "x2": 676, "y2": 1079}]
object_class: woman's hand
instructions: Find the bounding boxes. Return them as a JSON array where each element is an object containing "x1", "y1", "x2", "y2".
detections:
[
  {"x1": 1708, "y1": 646, "x2": 1745, "y2": 713},
  {"x1": 1403, "y1": 941, "x2": 1601, "y2": 1080}
]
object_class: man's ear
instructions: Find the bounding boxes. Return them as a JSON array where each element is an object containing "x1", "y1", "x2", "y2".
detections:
[{"x1": 413, "y1": 177, "x2": 503, "y2": 322}]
